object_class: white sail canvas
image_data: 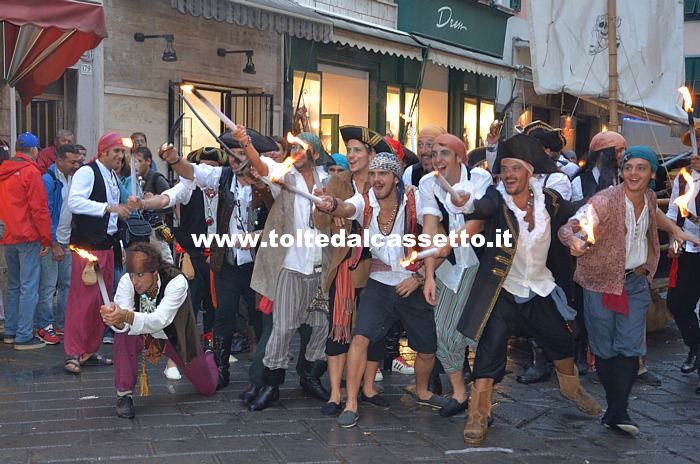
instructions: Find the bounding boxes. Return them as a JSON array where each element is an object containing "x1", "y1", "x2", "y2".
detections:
[{"x1": 527, "y1": 0, "x2": 686, "y2": 122}]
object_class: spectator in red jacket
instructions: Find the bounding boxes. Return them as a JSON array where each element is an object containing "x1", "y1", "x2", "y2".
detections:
[
  {"x1": 37, "y1": 129, "x2": 74, "y2": 170},
  {"x1": 0, "y1": 132, "x2": 52, "y2": 350}
]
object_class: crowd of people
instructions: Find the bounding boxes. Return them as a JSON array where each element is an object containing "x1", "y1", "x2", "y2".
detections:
[{"x1": 0, "y1": 119, "x2": 699, "y2": 442}]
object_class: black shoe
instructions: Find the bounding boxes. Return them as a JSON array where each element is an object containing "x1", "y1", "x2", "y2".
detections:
[
  {"x1": 321, "y1": 401, "x2": 343, "y2": 416},
  {"x1": 588, "y1": 370, "x2": 601, "y2": 384},
  {"x1": 438, "y1": 397, "x2": 469, "y2": 417},
  {"x1": 301, "y1": 360, "x2": 331, "y2": 401},
  {"x1": 637, "y1": 371, "x2": 661, "y2": 387},
  {"x1": 116, "y1": 396, "x2": 135, "y2": 419},
  {"x1": 360, "y1": 392, "x2": 391, "y2": 409},
  {"x1": 516, "y1": 339, "x2": 552, "y2": 384},
  {"x1": 231, "y1": 337, "x2": 250, "y2": 354},
  {"x1": 303, "y1": 377, "x2": 331, "y2": 401},
  {"x1": 248, "y1": 385, "x2": 279, "y2": 411},
  {"x1": 216, "y1": 369, "x2": 230, "y2": 391},
  {"x1": 238, "y1": 384, "x2": 261, "y2": 405},
  {"x1": 428, "y1": 373, "x2": 443, "y2": 396},
  {"x1": 602, "y1": 410, "x2": 639, "y2": 435},
  {"x1": 681, "y1": 350, "x2": 697, "y2": 374}
]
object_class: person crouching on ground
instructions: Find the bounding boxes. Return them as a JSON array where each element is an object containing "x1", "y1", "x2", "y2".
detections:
[{"x1": 100, "y1": 243, "x2": 218, "y2": 419}]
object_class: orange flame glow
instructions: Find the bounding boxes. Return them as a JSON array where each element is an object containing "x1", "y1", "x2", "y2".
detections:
[
  {"x1": 269, "y1": 155, "x2": 297, "y2": 182},
  {"x1": 286, "y1": 132, "x2": 309, "y2": 151},
  {"x1": 69, "y1": 245, "x2": 98, "y2": 262},
  {"x1": 180, "y1": 84, "x2": 194, "y2": 94},
  {"x1": 122, "y1": 138, "x2": 133, "y2": 148},
  {"x1": 679, "y1": 86, "x2": 694, "y2": 113},
  {"x1": 673, "y1": 168, "x2": 695, "y2": 218},
  {"x1": 400, "y1": 250, "x2": 418, "y2": 268},
  {"x1": 578, "y1": 159, "x2": 586, "y2": 168},
  {"x1": 580, "y1": 207, "x2": 596, "y2": 245}
]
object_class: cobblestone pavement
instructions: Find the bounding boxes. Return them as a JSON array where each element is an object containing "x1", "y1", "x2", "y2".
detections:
[{"x1": 0, "y1": 322, "x2": 698, "y2": 464}]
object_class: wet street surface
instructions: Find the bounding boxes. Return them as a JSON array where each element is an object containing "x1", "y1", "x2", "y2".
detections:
[{"x1": 0, "y1": 322, "x2": 698, "y2": 464}]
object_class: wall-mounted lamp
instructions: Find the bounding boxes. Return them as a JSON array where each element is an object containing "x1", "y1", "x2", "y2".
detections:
[
  {"x1": 135, "y1": 33, "x2": 177, "y2": 62},
  {"x1": 216, "y1": 48, "x2": 256, "y2": 75}
]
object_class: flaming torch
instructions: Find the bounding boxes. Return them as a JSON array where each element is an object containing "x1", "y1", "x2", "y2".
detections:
[
  {"x1": 432, "y1": 170, "x2": 462, "y2": 203},
  {"x1": 268, "y1": 137, "x2": 323, "y2": 204},
  {"x1": 578, "y1": 206, "x2": 597, "y2": 251},
  {"x1": 400, "y1": 248, "x2": 440, "y2": 268},
  {"x1": 679, "y1": 87, "x2": 697, "y2": 156},
  {"x1": 69, "y1": 245, "x2": 111, "y2": 307},
  {"x1": 673, "y1": 168, "x2": 700, "y2": 229}
]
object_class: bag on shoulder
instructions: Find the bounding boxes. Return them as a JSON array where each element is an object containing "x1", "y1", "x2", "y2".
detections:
[{"x1": 120, "y1": 214, "x2": 152, "y2": 248}]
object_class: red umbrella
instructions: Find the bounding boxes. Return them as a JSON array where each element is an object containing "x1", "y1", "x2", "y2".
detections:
[{"x1": 1, "y1": 0, "x2": 107, "y2": 105}]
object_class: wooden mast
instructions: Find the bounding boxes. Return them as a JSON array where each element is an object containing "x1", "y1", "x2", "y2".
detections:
[{"x1": 608, "y1": 0, "x2": 619, "y2": 131}]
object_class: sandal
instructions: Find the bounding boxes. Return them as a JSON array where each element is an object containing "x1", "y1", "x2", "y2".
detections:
[
  {"x1": 65, "y1": 357, "x2": 82, "y2": 374},
  {"x1": 80, "y1": 353, "x2": 113, "y2": 366}
]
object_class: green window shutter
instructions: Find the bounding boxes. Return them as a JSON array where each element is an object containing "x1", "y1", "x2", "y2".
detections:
[
  {"x1": 511, "y1": 0, "x2": 521, "y2": 12},
  {"x1": 685, "y1": 0, "x2": 697, "y2": 14}
]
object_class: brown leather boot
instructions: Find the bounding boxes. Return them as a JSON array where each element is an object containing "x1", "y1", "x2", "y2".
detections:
[
  {"x1": 556, "y1": 365, "x2": 602, "y2": 416},
  {"x1": 463, "y1": 380, "x2": 493, "y2": 444}
]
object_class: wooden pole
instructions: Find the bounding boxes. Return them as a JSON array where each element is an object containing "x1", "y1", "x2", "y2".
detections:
[{"x1": 608, "y1": 0, "x2": 619, "y2": 132}]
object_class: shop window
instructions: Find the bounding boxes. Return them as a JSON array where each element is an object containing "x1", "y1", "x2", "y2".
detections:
[
  {"x1": 386, "y1": 86, "x2": 401, "y2": 140},
  {"x1": 464, "y1": 97, "x2": 495, "y2": 150},
  {"x1": 293, "y1": 70, "x2": 321, "y2": 135}
]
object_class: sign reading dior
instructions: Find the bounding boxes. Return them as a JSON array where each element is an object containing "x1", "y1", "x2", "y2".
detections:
[{"x1": 436, "y1": 6, "x2": 468, "y2": 31}]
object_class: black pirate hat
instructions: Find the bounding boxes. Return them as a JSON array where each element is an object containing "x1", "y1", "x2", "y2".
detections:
[
  {"x1": 339, "y1": 125, "x2": 394, "y2": 154},
  {"x1": 522, "y1": 120, "x2": 566, "y2": 153},
  {"x1": 492, "y1": 134, "x2": 559, "y2": 175},
  {"x1": 220, "y1": 128, "x2": 278, "y2": 153}
]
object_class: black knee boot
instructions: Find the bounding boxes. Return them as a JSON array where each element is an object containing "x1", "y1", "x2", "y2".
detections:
[
  {"x1": 249, "y1": 367, "x2": 284, "y2": 411},
  {"x1": 302, "y1": 359, "x2": 331, "y2": 401},
  {"x1": 517, "y1": 339, "x2": 552, "y2": 384},
  {"x1": 213, "y1": 334, "x2": 232, "y2": 390},
  {"x1": 597, "y1": 355, "x2": 639, "y2": 434}
]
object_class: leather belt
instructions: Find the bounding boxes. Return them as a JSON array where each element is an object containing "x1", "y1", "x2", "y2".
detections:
[{"x1": 624, "y1": 266, "x2": 646, "y2": 278}]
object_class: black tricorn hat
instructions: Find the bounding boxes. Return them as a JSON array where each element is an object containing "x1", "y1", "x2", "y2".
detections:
[
  {"x1": 493, "y1": 134, "x2": 559, "y2": 175},
  {"x1": 220, "y1": 128, "x2": 278, "y2": 153},
  {"x1": 339, "y1": 125, "x2": 394, "y2": 155},
  {"x1": 466, "y1": 147, "x2": 489, "y2": 169},
  {"x1": 522, "y1": 120, "x2": 566, "y2": 153}
]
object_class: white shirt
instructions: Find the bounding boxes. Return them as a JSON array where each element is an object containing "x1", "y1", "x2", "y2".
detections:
[
  {"x1": 112, "y1": 273, "x2": 188, "y2": 339},
  {"x1": 498, "y1": 178, "x2": 556, "y2": 298},
  {"x1": 535, "y1": 171, "x2": 572, "y2": 201},
  {"x1": 68, "y1": 160, "x2": 120, "y2": 235},
  {"x1": 666, "y1": 169, "x2": 700, "y2": 253},
  {"x1": 419, "y1": 164, "x2": 491, "y2": 291},
  {"x1": 557, "y1": 154, "x2": 580, "y2": 179},
  {"x1": 624, "y1": 194, "x2": 650, "y2": 269},
  {"x1": 261, "y1": 157, "x2": 328, "y2": 275},
  {"x1": 347, "y1": 188, "x2": 423, "y2": 286},
  {"x1": 164, "y1": 182, "x2": 219, "y2": 237},
  {"x1": 178, "y1": 164, "x2": 253, "y2": 265},
  {"x1": 55, "y1": 169, "x2": 73, "y2": 244}
]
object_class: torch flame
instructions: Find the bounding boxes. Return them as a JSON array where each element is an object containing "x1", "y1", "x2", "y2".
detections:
[
  {"x1": 286, "y1": 132, "x2": 309, "y2": 151},
  {"x1": 400, "y1": 113, "x2": 412, "y2": 123},
  {"x1": 122, "y1": 138, "x2": 133, "y2": 149},
  {"x1": 679, "y1": 86, "x2": 693, "y2": 113},
  {"x1": 69, "y1": 245, "x2": 98, "y2": 262},
  {"x1": 673, "y1": 168, "x2": 695, "y2": 218},
  {"x1": 180, "y1": 84, "x2": 194, "y2": 94},
  {"x1": 579, "y1": 207, "x2": 596, "y2": 245},
  {"x1": 269, "y1": 155, "x2": 297, "y2": 182},
  {"x1": 578, "y1": 159, "x2": 586, "y2": 168},
  {"x1": 432, "y1": 170, "x2": 439, "y2": 177},
  {"x1": 400, "y1": 250, "x2": 418, "y2": 268}
]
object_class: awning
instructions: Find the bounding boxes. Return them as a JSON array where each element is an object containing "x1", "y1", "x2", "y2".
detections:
[
  {"x1": 172, "y1": 0, "x2": 332, "y2": 43},
  {"x1": 322, "y1": 15, "x2": 424, "y2": 61},
  {"x1": 0, "y1": 0, "x2": 107, "y2": 105},
  {"x1": 413, "y1": 36, "x2": 516, "y2": 80}
]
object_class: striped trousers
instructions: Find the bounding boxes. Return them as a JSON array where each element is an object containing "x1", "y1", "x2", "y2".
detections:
[
  {"x1": 434, "y1": 265, "x2": 479, "y2": 373},
  {"x1": 263, "y1": 269, "x2": 328, "y2": 371}
]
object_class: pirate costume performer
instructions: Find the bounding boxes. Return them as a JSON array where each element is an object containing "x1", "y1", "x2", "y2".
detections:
[
  {"x1": 103, "y1": 243, "x2": 218, "y2": 419},
  {"x1": 457, "y1": 135, "x2": 601, "y2": 444},
  {"x1": 419, "y1": 134, "x2": 492, "y2": 417},
  {"x1": 666, "y1": 127, "x2": 700, "y2": 392},
  {"x1": 318, "y1": 152, "x2": 440, "y2": 428},
  {"x1": 65, "y1": 133, "x2": 130, "y2": 372},
  {"x1": 523, "y1": 120, "x2": 579, "y2": 180},
  {"x1": 154, "y1": 130, "x2": 277, "y2": 391}
]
